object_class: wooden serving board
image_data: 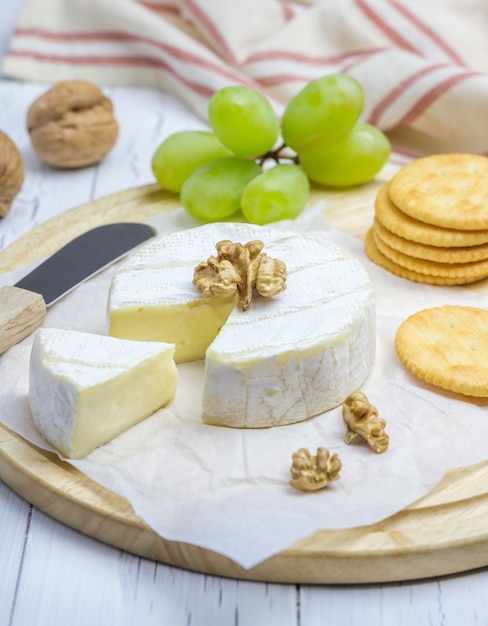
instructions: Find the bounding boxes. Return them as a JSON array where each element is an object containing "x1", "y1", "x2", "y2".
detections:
[{"x1": 2, "y1": 178, "x2": 488, "y2": 585}]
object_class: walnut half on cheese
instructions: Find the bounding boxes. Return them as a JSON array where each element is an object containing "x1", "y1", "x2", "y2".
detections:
[
  {"x1": 29, "y1": 328, "x2": 177, "y2": 459},
  {"x1": 193, "y1": 239, "x2": 287, "y2": 311},
  {"x1": 107, "y1": 222, "x2": 376, "y2": 429}
]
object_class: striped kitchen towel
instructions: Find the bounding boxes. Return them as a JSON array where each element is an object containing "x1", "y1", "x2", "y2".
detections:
[{"x1": 4, "y1": 0, "x2": 488, "y2": 159}]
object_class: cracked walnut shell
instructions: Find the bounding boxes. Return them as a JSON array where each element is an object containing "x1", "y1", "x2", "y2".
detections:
[
  {"x1": 27, "y1": 80, "x2": 118, "y2": 168},
  {"x1": 0, "y1": 130, "x2": 24, "y2": 217}
]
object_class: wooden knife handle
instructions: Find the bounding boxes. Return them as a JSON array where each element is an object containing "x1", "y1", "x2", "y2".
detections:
[{"x1": 0, "y1": 285, "x2": 47, "y2": 355}]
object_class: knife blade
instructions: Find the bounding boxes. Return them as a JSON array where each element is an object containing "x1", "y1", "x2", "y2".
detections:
[{"x1": 0, "y1": 222, "x2": 156, "y2": 355}]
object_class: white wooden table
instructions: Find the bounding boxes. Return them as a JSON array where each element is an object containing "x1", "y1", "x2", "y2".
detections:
[{"x1": 2, "y1": 3, "x2": 488, "y2": 624}]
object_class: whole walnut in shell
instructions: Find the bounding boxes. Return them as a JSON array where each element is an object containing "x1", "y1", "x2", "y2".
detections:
[
  {"x1": 27, "y1": 80, "x2": 118, "y2": 168},
  {"x1": 0, "y1": 130, "x2": 24, "y2": 217}
]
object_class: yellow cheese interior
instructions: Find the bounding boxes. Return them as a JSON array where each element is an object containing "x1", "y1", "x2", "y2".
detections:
[
  {"x1": 109, "y1": 297, "x2": 236, "y2": 363},
  {"x1": 68, "y1": 351, "x2": 177, "y2": 459}
]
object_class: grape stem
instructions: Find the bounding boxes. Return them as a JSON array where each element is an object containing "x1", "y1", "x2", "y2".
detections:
[{"x1": 255, "y1": 143, "x2": 299, "y2": 166}]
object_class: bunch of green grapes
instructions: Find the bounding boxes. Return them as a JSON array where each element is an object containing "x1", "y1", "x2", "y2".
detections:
[{"x1": 151, "y1": 75, "x2": 390, "y2": 225}]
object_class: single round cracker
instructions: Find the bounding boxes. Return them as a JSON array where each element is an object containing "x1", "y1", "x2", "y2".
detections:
[
  {"x1": 374, "y1": 218, "x2": 488, "y2": 263},
  {"x1": 374, "y1": 184, "x2": 488, "y2": 247},
  {"x1": 372, "y1": 226, "x2": 488, "y2": 279},
  {"x1": 364, "y1": 228, "x2": 475, "y2": 285},
  {"x1": 395, "y1": 305, "x2": 488, "y2": 398},
  {"x1": 388, "y1": 153, "x2": 488, "y2": 231}
]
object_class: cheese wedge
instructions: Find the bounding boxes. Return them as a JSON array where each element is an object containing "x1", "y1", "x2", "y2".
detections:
[
  {"x1": 108, "y1": 223, "x2": 375, "y2": 428},
  {"x1": 29, "y1": 328, "x2": 177, "y2": 458}
]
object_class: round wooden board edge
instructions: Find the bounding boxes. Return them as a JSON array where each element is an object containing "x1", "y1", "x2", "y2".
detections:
[
  {"x1": 3, "y1": 421, "x2": 488, "y2": 584},
  {"x1": 2, "y1": 179, "x2": 488, "y2": 583},
  {"x1": 0, "y1": 183, "x2": 179, "y2": 273}
]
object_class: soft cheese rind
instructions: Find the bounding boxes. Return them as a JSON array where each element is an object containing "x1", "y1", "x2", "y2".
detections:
[
  {"x1": 108, "y1": 222, "x2": 375, "y2": 428},
  {"x1": 29, "y1": 328, "x2": 177, "y2": 458}
]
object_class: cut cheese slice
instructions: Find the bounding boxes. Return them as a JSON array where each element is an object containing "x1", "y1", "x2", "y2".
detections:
[
  {"x1": 29, "y1": 328, "x2": 177, "y2": 458},
  {"x1": 108, "y1": 222, "x2": 375, "y2": 428}
]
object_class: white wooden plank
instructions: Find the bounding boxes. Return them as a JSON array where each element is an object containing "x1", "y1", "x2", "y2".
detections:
[
  {"x1": 0, "y1": 0, "x2": 21, "y2": 62},
  {"x1": 434, "y1": 571, "x2": 488, "y2": 625},
  {"x1": 93, "y1": 85, "x2": 208, "y2": 199},
  {"x1": 118, "y1": 552, "x2": 298, "y2": 626},
  {"x1": 10, "y1": 508, "x2": 126, "y2": 626},
  {"x1": 9, "y1": 507, "x2": 297, "y2": 626},
  {"x1": 0, "y1": 482, "x2": 31, "y2": 622},
  {"x1": 299, "y1": 572, "x2": 488, "y2": 626}
]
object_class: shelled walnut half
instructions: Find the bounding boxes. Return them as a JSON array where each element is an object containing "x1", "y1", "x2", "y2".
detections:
[
  {"x1": 193, "y1": 239, "x2": 287, "y2": 310},
  {"x1": 342, "y1": 391, "x2": 389, "y2": 454},
  {"x1": 0, "y1": 130, "x2": 24, "y2": 217},
  {"x1": 290, "y1": 447, "x2": 341, "y2": 492},
  {"x1": 27, "y1": 80, "x2": 118, "y2": 168}
]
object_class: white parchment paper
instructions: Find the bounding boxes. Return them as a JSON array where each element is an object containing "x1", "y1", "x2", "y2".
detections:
[{"x1": 1, "y1": 206, "x2": 488, "y2": 569}]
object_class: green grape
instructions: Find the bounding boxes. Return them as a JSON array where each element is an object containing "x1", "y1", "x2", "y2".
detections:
[
  {"x1": 241, "y1": 164, "x2": 309, "y2": 225},
  {"x1": 208, "y1": 86, "x2": 279, "y2": 158},
  {"x1": 299, "y1": 122, "x2": 391, "y2": 187},
  {"x1": 181, "y1": 156, "x2": 262, "y2": 221},
  {"x1": 281, "y1": 74, "x2": 364, "y2": 153},
  {"x1": 151, "y1": 130, "x2": 232, "y2": 192}
]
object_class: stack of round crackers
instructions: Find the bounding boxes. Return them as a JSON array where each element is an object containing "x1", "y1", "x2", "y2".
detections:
[{"x1": 365, "y1": 153, "x2": 488, "y2": 285}]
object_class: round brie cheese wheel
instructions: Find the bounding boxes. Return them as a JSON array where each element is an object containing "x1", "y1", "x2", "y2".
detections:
[{"x1": 108, "y1": 222, "x2": 375, "y2": 428}]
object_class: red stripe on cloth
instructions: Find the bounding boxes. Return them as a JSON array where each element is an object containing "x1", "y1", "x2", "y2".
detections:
[
  {"x1": 368, "y1": 63, "x2": 450, "y2": 126},
  {"x1": 355, "y1": 0, "x2": 419, "y2": 54},
  {"x1": 255, "y1": 52, "x2": 384, "y2": 86},
  {"x1": 396, "y1": 71, "x2": 479, "y2": 126},
  {"x1": 258, "y1": 73, "x2": 315, "y2": 88},
  {"x1": 8, "y1": 47, "x2": 289, "y2": 107},
  {"x1": 278, "y1": 1, "x2": 295, "y2": 22},
  {"x1": 183, "y1": 0, "x2": 239, "y2": 66},
  {"x1": 13, "y1": 27, "x2": 267, "y2": 89},
  {"x1": 339, "y1": 48, "x2": 389, "y2": 73},
  {"x1": 135, "y1": 1, "x2": 181, "y2": 15},
  {"x1": 387, "y1": 0, "x2": 466, "y2": 66},
  {"x1": 10, "y1": 28, "x2": 291, "y2": 104},
  {"x1": 14, "y1": 28, "x2": 227, "y2": 69},
  {"x1": 246, "y1": 47, "x2": 386, "y2": 66},
  {"x1": 8, "y1": 49, "x2": 215, "y2": 97},
  {"x1": 388, "y1": 150, "x2": 416, "y2": 164}
]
